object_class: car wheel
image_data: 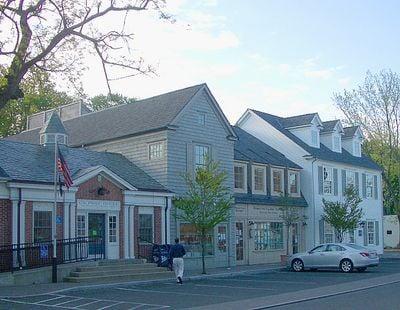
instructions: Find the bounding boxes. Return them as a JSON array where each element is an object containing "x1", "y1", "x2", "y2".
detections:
[
  {"x1": 340, "y1": 259, "x2": 353, "y2": 273},
  {"x1": 357, "y1": 267, "x2": 367, "y2": 272},
  {"x1": 291, "y1": 259, "x2": 304, "y2": 272}
]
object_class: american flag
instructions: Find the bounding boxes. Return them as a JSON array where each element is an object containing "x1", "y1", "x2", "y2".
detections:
[{"x1": 57, "y1": 147, "x2": 73, "y2": 188}]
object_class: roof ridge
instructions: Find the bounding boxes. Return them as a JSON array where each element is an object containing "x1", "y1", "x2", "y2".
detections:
[{"x1": 283, "y1": 112, "x2": 318, "y2": 120}]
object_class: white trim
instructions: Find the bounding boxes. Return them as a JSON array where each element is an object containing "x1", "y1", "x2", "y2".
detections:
[
  {"x1": 138, "y1": 206, "x2": 154, "y2": 215},
  {"x1": 72, "y1": 166, "x2": 137, "y2": 191},
  {"x1": 148, "y1": 140, "x2": 166, "y2": 161},
  {"x1": 252, "y1": 164, "x2": 267, "y2": 195},
  {"x1": 234, "y1": 162, "x2": 247, "y2": 194},
  {"x1": 288, "y1": 170, "x2": 301, "y2": 197},
  {"x1": 124, "y1": 190, "x2": 174, "y2": 198},
  {"x1": 77, "y1": 199, "x2": 121, "y2": 211},
  {"x1": 271, "y1": 167, "x2": 284, "y2": 196},
  {"x1": 322, "y1": 166, "x2": 334, "y2": 196}
]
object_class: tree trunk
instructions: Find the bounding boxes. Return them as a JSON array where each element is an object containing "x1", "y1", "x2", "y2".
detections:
[
  {"x1": 201, "y1": 233, "x2": 206, "y2": 274},
  {"x1": 286, "y1": 225, "x2": 290, "y2": 256}
]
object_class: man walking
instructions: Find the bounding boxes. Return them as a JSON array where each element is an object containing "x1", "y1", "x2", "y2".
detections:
[{"x1": 169, "y1": 238, "x2": 186, "y2": 284}]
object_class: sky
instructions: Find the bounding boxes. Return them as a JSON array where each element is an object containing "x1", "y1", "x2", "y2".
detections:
[{"x1": 80, "y1": 0, "x2": 400, "y2": 124}]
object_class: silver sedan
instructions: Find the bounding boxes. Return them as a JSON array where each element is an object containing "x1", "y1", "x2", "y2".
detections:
[{"x1": 288, "y1": 243, "x2": 379, "y2": 273}]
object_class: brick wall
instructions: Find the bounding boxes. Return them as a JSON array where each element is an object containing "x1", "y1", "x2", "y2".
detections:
[
  {"x1": 76, "y1": 175, "x2": 124, "y2": 258},
  {"x1": 0, "y1": 199, "x2": 12, "y2": 246}
]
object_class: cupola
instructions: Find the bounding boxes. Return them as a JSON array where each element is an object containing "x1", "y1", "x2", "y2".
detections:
[{"x1": 39, "y1": 112, "x2": 68, "y2": 145}]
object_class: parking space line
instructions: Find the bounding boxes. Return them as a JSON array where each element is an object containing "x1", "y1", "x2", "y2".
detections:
[
  {"x1": 97, "y1": 301, "x2": 122, "y2": 309},
  {"x1": 54, "y1": 297, "x2": 83, "y2": 306},
  {"x1": 75, "y1": 299, "x2": 102, "y2": 308},
  {"x1": 117, "y1": 287, "x2": 232, "y2": 298},
  {"x1": 214, "y1": 278, "x2": 318, "y2": 285},
  {"x1": 36, "y1": 295, "x2": 68, "y2": 304},
  {"x1": 0, "y1": 298, "x2": 74, "y2": 309},
  {"x1": 194, "y1": 283, "x2": 275, "y2": 291}
]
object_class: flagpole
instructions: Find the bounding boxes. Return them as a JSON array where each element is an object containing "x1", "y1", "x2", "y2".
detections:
[{"x1": 52, "y1": 138, "x2": 58, "y2": 283}]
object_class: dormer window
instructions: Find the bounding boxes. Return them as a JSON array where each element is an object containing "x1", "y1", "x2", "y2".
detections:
[
  {"x1": 311, "y1": 130, "x2": 319, "y2": 147},
  {"x1": 354, "y1": 141, "x2": 361, "y2": 157},
  {"x1": 333, "y1": 135, "x2": 341, "y2": 152}
]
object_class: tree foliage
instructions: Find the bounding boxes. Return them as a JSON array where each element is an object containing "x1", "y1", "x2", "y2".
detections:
[
  {"x1": 88, "y1": 93, "x2": 136, "y2": 111},
  {"x1": 333, "y1": 69, "x2": 400, "y2": 214},
  {"x1": 0, "y1": 66, "x2": 71, "y2": 137},
  {"x1": 0, "y1": 0, "x2": 167, "y2": 109},
  {"x1": 279, "y1": 194, "x2": 301, "y2": 256},
  {"x1": 173, "y1": 159, "x2": 232, "y2": 274},
  {"x1": 322, "y1": 186, "x2": 363, "y2": 243}
]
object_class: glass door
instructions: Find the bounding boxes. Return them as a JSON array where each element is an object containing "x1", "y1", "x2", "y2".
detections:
[
  {"x1": 291, "y1": 223, "x2": 299, "y2": 254},
  {"x1": 88, "y1": 213, "x2": 105, "y2": 256}
]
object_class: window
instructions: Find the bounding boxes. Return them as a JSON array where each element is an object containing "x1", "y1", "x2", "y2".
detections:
[
  {"x1": 234, "y1": 164, "x2": 247, "y2": 192},
  {"x1": 310, "y1": 245, "x2": 326, "y2": 253},
  {"x1": 217, "y1": 225, "x2": 227, "y2": 253},
  {"x1": 195, "y1": 145, "x2": 209, "y2": 170},
  {"x1": 324, "y1": 222, "x2": 334, "y2": 243},
  {"x1": 366, "y1": 174, "x2": 374, "y2": 198},
  {"x1": 271, "y1": 168, "x2": 284, "y2": 195},
  {"x1": 326, "y1": 244, "x2": 345, "y2": 252},
  {"x1": 56, "y1": 134, "x2": 66, "y2": 145},
  {"x1": 33, "y1": 211, "x2": 52, "y2": 243},
  {"x1": 139, "y1": 214, "x2": 153, "y2": 243},
  {"x1": 252, "y1": 165, "x2": 266, "y2": 194},
  {"x1": 254, "y1": 222, "x2": 283, "y2": 250},
  {"x1": 311, "y1": 130, "x2": 319, "y2": 147},
  {"x1": 76, "y1": 215, "x2": 86, "y2": 238},
  {"x1": 367, "y1": 221, "x2": 375, "y2": 245},
  {"x1": 180, "y1": 223, "x2": 213, "y2": 257},
  {"x1": 149, "y1": 141, "x2": 165, "y2": 160},
  {"x1": 197, "y1": 112, "x2": 206, "y2": 125},
  {"x1": 348, "y1": 230, "x2": 355, "y2": 243},
  {"x1": 46, "y1": 134, "x2": 55, "y2": 144},
  {"x1": 333, "y1": 135, "x2": 341, "y2": 152},
  {"x1": 354, "y1": 141, "x2": 361, "y2": 157},
  {"x1": 323, "y1": 167, "x2": 333, "y2": 195},
  {"x1": 108, "y1": 215, "x2": 117, "y2": 243},
  {"x1": 289, "y1": 171, "x2": 300, "y2": 196},
  {"x1": 346, "y1": 171, "x2": 356, "y2": 188}
]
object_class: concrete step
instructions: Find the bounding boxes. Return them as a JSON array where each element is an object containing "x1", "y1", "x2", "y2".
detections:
[
  {"x1": 64, "y1": 270, "x2": 174, "y2": 283},
  {"x1": 98, "y1": 259, "x2": 147, "y2": 266},
  {"x1": 70, "y1": 267, "x2": 170, "y2": 277},
  {"x1": 77, "y1": 263, "x2": 158, "y2": 272}
]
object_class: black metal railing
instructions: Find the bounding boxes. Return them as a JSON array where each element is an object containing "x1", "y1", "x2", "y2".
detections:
[{"x1": 0, "y1": 237, "x2": 104, "y2": 273}]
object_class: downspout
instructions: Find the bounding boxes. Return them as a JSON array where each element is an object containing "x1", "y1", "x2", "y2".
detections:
[
  {"x1": 311, "y1": 157, "x2": 317, "y2": 247},
  {"x1": 17, "y1": 188, "x2": 22, "y2": 269},
  {"x1": 164, "y1": 197, "x2": 169, "y2": 244}
]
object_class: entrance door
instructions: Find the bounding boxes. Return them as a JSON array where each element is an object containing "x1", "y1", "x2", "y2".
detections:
[
  {"x1": 88, "y1": 213, "x2": 105, "y2": 256},
  {"x1": 235, "y1": 222, "x2": 245, "y2": 264},
  {"x1": 291, "y1": 223, "x2": 299, "y2": 254}
]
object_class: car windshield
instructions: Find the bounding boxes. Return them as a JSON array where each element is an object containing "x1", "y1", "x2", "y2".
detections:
[{"x1": 345, "y1": 244, "x2": 367, "y2": 251}]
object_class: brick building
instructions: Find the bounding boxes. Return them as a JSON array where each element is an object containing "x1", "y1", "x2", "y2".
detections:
[{"x1": 0, "y1": 113, "x2": 172, "y2": 260}]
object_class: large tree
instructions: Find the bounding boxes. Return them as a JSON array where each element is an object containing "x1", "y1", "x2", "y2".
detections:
[
  {"x1": 333, "y1": 69, "x2": 400, "y2": 214},
  {"x1": 0, "y1": 66, "x2": 71, "y2": 137},
  {"x1": 0, "y1": 0, "x2": 166, "y2": 108},
  {"x1": 89, "y1": 93, "x2": 136, "y2": 111},
  {"x1": 173, "y1": 159, "x2": 232, "y2": 274}
]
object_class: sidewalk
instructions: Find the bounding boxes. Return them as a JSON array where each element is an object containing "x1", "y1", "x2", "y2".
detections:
[{"x1": 0, "y1": 263, "x2": 282, "y2": 298}]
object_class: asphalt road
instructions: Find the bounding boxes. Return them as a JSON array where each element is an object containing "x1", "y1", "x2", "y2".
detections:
[{"x1": 1, "y1": 259, "x2": 400, "y2": 309}]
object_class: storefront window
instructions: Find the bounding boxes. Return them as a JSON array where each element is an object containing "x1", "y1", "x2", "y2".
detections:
[
  {"x1": 34, "y1": 211, "x2": 52, "y2": 243},
  {"x1": 324, "y1": 222, "x2": 334, "y2": 243},
  {"x1": 217, "y1": 225, "x2": 227, "y2": 253},
  {"x1": 76, "y1": 215, "x2": 86, "y2": 237},
  {"x1": 254, "y1": 222, "x2": 283, "y2": 250},
  {"x1": 179, "y1": 223, "x2": 213, "y2": 257}
]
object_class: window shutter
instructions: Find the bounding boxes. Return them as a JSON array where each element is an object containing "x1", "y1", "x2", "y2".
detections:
[
  {"x1": 375, "y1": 221, "x2": 379, "y2": 245},
  {"x1": 248, "y1": 162, "x2": 253, "y2": 194},
  {"x1": 284, "y1": 169, "x2": 288, "y2": 196},
  {"x1": 186, "y1": 143, "x2": 194, "y2": 174},
  {"x1": 341, "y1": 170, "x2": 346, "y2": 195},
  {"x1": 355, "y1": 172, "x2": 360, "y2": 195},
  {"x1": 333, "y1": 168, "x2": 338, "y2": 196},
  {"x1": 319, "y1": 219, "x2": 325, "y2": 244},
  {"x1": 266, "y1": 167, "x2": 271, "y2": 196},
  {"x1": 362, "y1": 173, "x2": 367, "y2": 198},
  {"x1": 373, "y1": 175, "x2": 378, "y2": 200},
  {"x1": 318, "y1": 166, "x2": 323, "y2": 195},
  {"x1": 363, "y1": 222, "x2": 367, "y2": 246}
]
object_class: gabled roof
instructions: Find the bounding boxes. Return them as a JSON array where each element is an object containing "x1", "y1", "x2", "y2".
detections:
[
  {"x1": 233, "y1": 126, "x2": 301, "y2": 169},
  {"x1": 39, "y1": 112, "x2": 67, "y2": 135},
  {"x1": 0, "y1": 139, "x2": 169, "y2": 192},
  {"x1": 321, "y1": 120, "x2": 339, "y2": 133},
  {"x1": 343, "y1": 126, "x2": 361, "y2": 139},
  {"x1": 6, "y1": 84, "x2": 236, "y2": 146},
  {"x1": 280, "y1": 113, "x2": 319, "y2": 128},
  {"x1": 250, "y1": 110, "x2": 381, "y2": 171}
]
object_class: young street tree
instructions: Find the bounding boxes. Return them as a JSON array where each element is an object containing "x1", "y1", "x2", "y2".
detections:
[
  {"x1": 279, "y1": 194, "x2": 301, "y2": 256},
  {"x1": 0, "y1": 0, "x2": 166, "y2": 108},
  {"x1": 322, "y1": 185, "x2": 363, "y2": 243},
  {"x1": 333, "y1": 69, "x2": 400, "y2": 214},
  {"x1": 173, "y1": 159, "x2": 232, "y2": 274}
]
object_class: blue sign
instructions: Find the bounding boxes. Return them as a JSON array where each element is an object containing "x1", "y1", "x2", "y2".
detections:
[
  {"x1": 56, "y1": 216, "x2": 62, "y2": 224},
  {"x1": 40, "y1": 245, "x2": 49, "y2": 259}
]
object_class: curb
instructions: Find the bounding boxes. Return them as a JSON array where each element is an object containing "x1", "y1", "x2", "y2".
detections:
[{"x1": 0, "y1": 265, "x2": 282, "y2": 298}]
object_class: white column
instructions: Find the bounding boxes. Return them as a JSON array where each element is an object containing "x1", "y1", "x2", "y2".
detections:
[
  {"x1": 130, "y1": 206, "x2": 135, "y2": 258},
  {"x1": 124, "y1": 205, "x2": 129, "y2": 258},
  {"x1": 63, "y1": 203, "x2": 69, "y2": 239},
  {"x1": 19, "y1": 201, "x2": 25, "y2": 244},
  {"x1": 12, "y1": 200, "x2": 18, "y2": 244},
  {"x1": 166, "y1": 197, "x2": 172, "y2": 244},
  {"x1": 161, "y1": 203, "x2": 165, "y2": 245},
  {"x1": 69, "y1": 203, "x2": 76, "y2": 239}
]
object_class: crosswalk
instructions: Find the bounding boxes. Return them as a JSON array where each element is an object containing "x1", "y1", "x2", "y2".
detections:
[{"x1": 0, "y1": 293, "x2": 171, "y2": 309}]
